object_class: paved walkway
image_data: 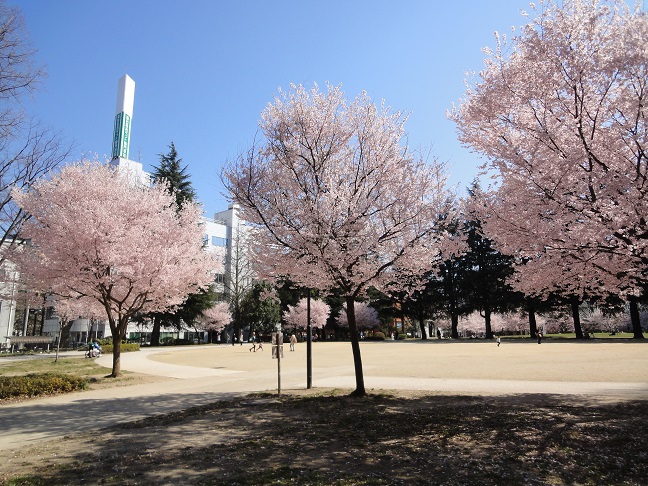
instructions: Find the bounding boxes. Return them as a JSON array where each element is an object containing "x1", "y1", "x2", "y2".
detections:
[{"x1": 1, "y1": 340, "x2": 646, "y2": 452}]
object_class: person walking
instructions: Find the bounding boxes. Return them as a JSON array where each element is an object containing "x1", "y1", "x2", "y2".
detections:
[
  {"x1": 289, "y1": 334, "x2": 297, "y2": 351},
  {"x1": 496, "y1": 336, "x2": 501, "y2": 347}
]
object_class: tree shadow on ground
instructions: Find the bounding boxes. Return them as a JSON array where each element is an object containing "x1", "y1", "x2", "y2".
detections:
[{"x1": 4, "y1": 392, "x2": 648, "y2": 485}]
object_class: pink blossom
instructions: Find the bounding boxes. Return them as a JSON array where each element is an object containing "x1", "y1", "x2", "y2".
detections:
[
  {"x1": 198, "y1": 302, "x2": 231, "y2": 332},
  {"x1": 13, "y1": 161, "x2": 218, "y2": 376},
  {"x1": 337, "y1": 302, "x2": 380, "y2": 331},
  {"x1": 451, "y1": 1, "x2": 648, "y2": 299},
  {"x1": 224, "y1": 84, "x2": 456, "y2": 395},
  {"x1": 283, "y1": 298, "x2": 330, "y2": 330}
]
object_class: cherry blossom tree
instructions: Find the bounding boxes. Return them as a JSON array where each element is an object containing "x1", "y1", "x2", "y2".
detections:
[
  {"x1": 198, "y1": 301, "x2": 231, "y2": 338},
  {"x1": 450, "y1": 0, "x2": 647, "y2": 338},
  {"x1": 337, "y1": 301, "x2": 380, "y2": 331},
  {"x1": 52, "y1": 295, "x2": 104, "y2": 361},
  {"x1": 13, "y1": 161, "x2": 217, "y2": 376},
  {"x1": 283, "y1": 298, "x2": 330, "y2": 331},
  {"x1": 225, "y1": 83, "x2": 454, "y2": 396}
]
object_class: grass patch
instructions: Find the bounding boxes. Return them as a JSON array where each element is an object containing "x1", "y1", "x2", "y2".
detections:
[
  {"x1": 502, "y1": 332, "x2": 640, "y2": 339},
  {"x1": 544, "y1": 332, "x2": 638, "y2": 339},
  {"x1": 0, "y1": 357, "x2": 111, "y2": 378},
  {"x1": 4, "y1": 475, "x2": 49, "y2": 486},
  {"x1": 0, "y1": 357, "x2": 142, "y2": 402}
]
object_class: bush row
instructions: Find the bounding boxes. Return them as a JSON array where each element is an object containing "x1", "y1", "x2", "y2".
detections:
[
  {"x1": 0, "y1": 373, "x2": 87, "y2": 400},
  {"x1": 100, "y1": 343, "x2": 140, "y2": 354}
]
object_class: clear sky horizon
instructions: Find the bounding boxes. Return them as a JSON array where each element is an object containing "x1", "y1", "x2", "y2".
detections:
[{"x1": 13, "y1": 0, "x2": 540, "y2": 218}]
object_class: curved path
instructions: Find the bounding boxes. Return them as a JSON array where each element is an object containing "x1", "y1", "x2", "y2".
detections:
[{"x1": 1, "y1": 340, "x2": 646, "y2": 451}]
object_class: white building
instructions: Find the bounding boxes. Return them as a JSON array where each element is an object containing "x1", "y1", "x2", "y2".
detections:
[
  {"x1": 108, "y1": 74, "x2": 150, "y2": 187},
  {"x1": 0, "y1": 262, "x2": 19, "y2": 350},
  {"x1": 104, "y1": 74, "x2": 248, "y2": 343},
  {"x1": 3, "y1": 74, "x2": 250, "y2": 347}
]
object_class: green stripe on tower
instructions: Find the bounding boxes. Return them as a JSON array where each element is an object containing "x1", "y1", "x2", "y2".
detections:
[{"x1": 112, "y1": 112, "x2": 131, "y2": 159}]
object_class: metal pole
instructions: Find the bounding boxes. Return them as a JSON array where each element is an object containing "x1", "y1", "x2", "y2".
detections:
[
  {"x1": 277, "y1": 334, "x2": 281, "y2": 396},
  {"x1": 307, "y1": 288, "x2": 312, "y2": 389}
]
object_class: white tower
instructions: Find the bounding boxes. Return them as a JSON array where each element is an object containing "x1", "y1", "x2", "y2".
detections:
[
  {"x1": 109, "y1": 74, "x2": 149, "y2": 186},
  {"x1": 112, "y1": 74, "x2": 135, "y2": 160}
]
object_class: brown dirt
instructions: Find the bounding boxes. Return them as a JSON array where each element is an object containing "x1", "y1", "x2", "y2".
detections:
[
  {"x1": 1, "y1": 386, "x2": 647, "y2": 485},
  {"x1": 1, "y1": 340, "x2": 647, "y2": 485},
  {"x1": 85, "y1": 372, "x2": 169, "y2": 390}
]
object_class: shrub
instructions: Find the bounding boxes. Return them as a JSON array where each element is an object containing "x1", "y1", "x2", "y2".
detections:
[
  {"x1": 364, "y1": 331, "x2": 386, "y2": 341},
  {"x1": 0, "y1": 373, "x2": 87, "y2": 401},
  {"x1": 100, "y1": 343, "x2": 140, "y2": 354}
]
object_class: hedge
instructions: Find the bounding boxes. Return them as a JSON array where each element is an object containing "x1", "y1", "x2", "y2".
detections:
[
  {"x1": 100, "y1": 343, "x2": 140, "y2": 354},
  {"x1": 0, "y1": 373, "x2": 87, "y2": 400}
]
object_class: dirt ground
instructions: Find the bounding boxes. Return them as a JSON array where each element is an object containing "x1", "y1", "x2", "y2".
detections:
[
  {"x1": 1, "y1": 340, "x2": 647, "y2": 485},
  {"x1": 150, "y1": 339, "x2": 648, "y2": 384},
  {"x1": 2, "y1": 389, "x2": 648, "y2": 485}
]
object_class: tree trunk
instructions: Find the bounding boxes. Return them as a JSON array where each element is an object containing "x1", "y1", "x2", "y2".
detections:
[
  {"x1": 111, "y1": 334, "x2": 122, "y2": 377},
  {"x1": 629, "y1": 296, "x2": 645, "y2": 339},
  {"x1": 55, "y1": 321, "x2": 63, "y2": 363},
  {"x1": 151, "y1": 315, "x2": 161, "y2": 346},
  {"x1": 527, "y1": 299, "x2": 538, "y2": 340},
  {"x1": 58, "y1": 320, "x2": 73, "y2": 348},
  {"x1": 483, "y1": 306, "x2": 493, "y2": 339},
  {"x1": 345, "y1": 296, "x2": 365, "y2": 397},
  {"x1": 39, "y1": 309, "x2": 45, "y2": 335},
  {"x1": 109, "y1": 316, "x2": 128, "y2": 378},
  {"x1": 418, "y1": 315, "x2": 427, "y2": 340},
  {"x1": 451, "y1": 313, "x2": 459, "y2": 339},
  {"x1": 570, "y1": 297, "x2": 584, "y2": 339},
  {"x1": 232, "y1": 304, "x2": 242, "y2": 346}
]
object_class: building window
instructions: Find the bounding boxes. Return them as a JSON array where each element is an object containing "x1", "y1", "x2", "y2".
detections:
[
  {"x1": 211, "y1": 236, "x2": 228, "y2": 247},
  {"x1": 214, "y1": 274, "x2": 225, "y2": 284}
]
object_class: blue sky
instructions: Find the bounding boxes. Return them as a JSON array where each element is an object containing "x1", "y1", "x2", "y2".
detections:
[{"x1": 12, "y1": 0, "x2": 533, "y2": 218}]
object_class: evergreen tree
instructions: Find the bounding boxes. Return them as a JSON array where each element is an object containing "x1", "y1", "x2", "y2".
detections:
[
  {"x1": 147, "y1": 142, "x2": 207, "y2": 345},
  {"x1": 393, "y1": 278, "x2": 438, "y2": 340},
  {"x1": 152, "y1": 142, "x2": 196, "y2": 210},
  {"x1": 461, "y1": 217, "x2": 520, "y2": 339},
  {"x1": 239, "y1": 281, "x2": 281, "y2": 340},
  {"x1": 429, "y1": 257, "x2": 473, "y2": 339}
]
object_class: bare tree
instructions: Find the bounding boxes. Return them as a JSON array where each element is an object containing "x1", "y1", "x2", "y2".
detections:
[
  {"x1": 0, "y1": 3, "x2": 71, "y2": 263},
  {"x1": 224, "y1": 221, "x2": 255, "y2": 340}
]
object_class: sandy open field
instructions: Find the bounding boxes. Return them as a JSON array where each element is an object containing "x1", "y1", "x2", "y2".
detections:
[
  {"x1": 149, "y1": 338, "x2": 648, "y2": 387},
  {"x1": 130, "y1": 340, "x2": 648, "y2": 399}
]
